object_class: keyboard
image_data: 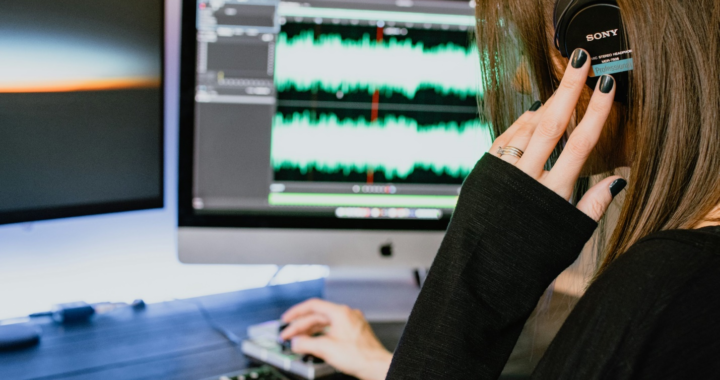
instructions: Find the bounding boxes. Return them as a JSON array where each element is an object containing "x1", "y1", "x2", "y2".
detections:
[
  {"x1": 205, "y1": 365, "x2": 290, "y2": 380},
  {"x1": 242, "y1": 320, "x2": 336, "y2": 379}
]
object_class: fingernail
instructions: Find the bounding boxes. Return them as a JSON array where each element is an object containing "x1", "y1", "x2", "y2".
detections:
[
  {"x1": 570, "y1": 48, "x2": 588, "y2": 69},
  {"x1": 599, "y1": 75, "x2": 615, "y2": 94},
  {"x1": 609, "y1": 178, "x2": 627, "y2": 198},
  {"x1": 529, "y1": 100, "x2": 542, "y2": 112}
]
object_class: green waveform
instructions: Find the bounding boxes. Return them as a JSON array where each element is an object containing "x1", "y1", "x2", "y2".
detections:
[
  {"x1": 275, "y1": 31, "x2": 482, "y2": 99},
  {"x1": 271, "y1": 112, "x2": 493, "y2": 180}
]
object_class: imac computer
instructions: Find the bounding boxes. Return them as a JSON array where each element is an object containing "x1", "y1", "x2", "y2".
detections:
[
  {"x1": 0, "y1": 0, "x2": 165, "y2": 226},
  {"x1": 178, "y1": 0, "x2": 491, "y2": 267}
]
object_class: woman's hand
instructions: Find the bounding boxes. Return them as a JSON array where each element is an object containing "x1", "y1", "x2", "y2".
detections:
[
  {"x1": 489, "y1": 48, "x2": 626, "y2": 221},
  {"x1": 280, "y1": 299, "x2": 392, "y2": 380}
]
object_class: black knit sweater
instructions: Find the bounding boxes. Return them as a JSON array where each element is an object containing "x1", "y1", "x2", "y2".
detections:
[{"x1": 386, "y1": 153, "x2": 720, "y2": 379}]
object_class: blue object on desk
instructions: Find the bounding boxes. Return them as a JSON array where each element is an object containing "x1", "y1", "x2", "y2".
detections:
[
  {"x1": 0, "y1": 324, "x2": 40, "y2": 352},
  {"x1": 52, "y1": 302, "x2": 96, "y2": 324}
]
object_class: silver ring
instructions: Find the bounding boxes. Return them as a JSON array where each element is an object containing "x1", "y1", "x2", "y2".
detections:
[{"x1": 498, "y1": 146, "x2": 524, "y2": 159}]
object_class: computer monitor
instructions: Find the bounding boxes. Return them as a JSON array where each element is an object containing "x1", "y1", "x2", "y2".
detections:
[
  {"x1": 0, "y1": 0, "x2": 165, "y2": 226},
  {"x1": 178, "y1": 0, "x2": 490, "y2": 266}
]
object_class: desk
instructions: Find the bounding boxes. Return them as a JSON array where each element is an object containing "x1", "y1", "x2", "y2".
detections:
[
  {"x1": 0, "y1": 280, "x2": 405, "y2": 380},
  {"x1": 0, "y1": 278, "x2": 554, "y2": 380}
]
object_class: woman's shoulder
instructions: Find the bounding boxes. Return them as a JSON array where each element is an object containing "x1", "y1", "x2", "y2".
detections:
[
  {"x1": 590, "y1": 225, "x2": 720, "y2": 302},
  {"x1": 630, "y1": 225, "x2": 720, "y2": 255},
  {"x1": 533, "y1": 227, "x2": 720, "y2": 379}
]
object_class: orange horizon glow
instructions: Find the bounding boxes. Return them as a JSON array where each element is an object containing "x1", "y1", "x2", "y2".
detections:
[{"x1": 0, "y1": 77, "x2": 161, "y2": 93}]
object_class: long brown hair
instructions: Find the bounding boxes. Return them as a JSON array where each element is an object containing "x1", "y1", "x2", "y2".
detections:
[{"x1": 474, "y1": 0, "x2": 720, "y2": 277}]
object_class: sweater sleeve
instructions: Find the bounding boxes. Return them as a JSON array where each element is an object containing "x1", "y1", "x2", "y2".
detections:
[{"x1": 386, "y1": 153, "x2": 598, "y2": 379}]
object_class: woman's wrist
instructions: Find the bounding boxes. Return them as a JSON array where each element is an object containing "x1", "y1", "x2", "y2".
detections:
[{"x1": 355, "y1": 347, "x2": 393, "y2": 380}]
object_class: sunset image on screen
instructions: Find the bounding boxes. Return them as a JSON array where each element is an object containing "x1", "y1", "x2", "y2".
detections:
[
  {"x1": 0, "y1": 36, "x2": 161, "y2": 93},
  {"x1": 0, "y1": 78, "x2": 161, "y2": 94},
  {"x1": 0, "y1": 2, "x2": 161, "y2": 94}
]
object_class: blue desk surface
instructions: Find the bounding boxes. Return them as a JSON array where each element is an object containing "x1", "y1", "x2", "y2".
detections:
[{"x1": 0, "y1": 280, "x2": 406, "y2": 380}]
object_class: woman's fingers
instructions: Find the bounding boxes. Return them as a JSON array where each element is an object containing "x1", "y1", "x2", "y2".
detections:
[
  {"x1": 291, "y1": 335, "x2": 335, "y2": 359},
  {"x1": 499, "y1": 100, "x2": 551, "y2": 164},
  {"x1": 576, "y1": 176, "x2": 627, "y2": 221},
  {"x1": 280, "y1": 313, "x2": 330, "y2": 340},
  {"x1": 282, "y1": 298, "x2": 353, "y2": 325},
  {"x1": 516, "y1": 48, "x2": 591, "y2": 178},
  {"x1": 282, "y1": 298, "x2": 319, "y2": 322},
  {"x1": 487, "y1": 106, "x2": 535, "y2": 157},
  {"x1": 544, "y1": 75, "x2": 616, "y2": 199}
]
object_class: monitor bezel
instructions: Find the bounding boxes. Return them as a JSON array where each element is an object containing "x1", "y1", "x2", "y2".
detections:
[
  {"x1": 178, "y1": 0, "x2": 459, "y2": 231},
  {"x1": 0, "y1": 0, "x2": 166, "y2": 226}
]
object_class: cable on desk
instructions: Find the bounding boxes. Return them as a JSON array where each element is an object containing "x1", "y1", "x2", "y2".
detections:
[
  {"x1": 177, "y1": 299, "x2": 242, "y2": 346},
  {"x1": 266, "y1": 265, "x2": 284, "y2": 287}
]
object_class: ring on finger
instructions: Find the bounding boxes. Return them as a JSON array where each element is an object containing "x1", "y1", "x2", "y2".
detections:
[{"x1": 499, "y1": 146, "x2": 525, "y2": 159}]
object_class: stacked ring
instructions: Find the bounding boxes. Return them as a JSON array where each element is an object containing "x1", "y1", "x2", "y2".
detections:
[{"x1": 497, "y1": 146, "x2": 525, "y2": 159}]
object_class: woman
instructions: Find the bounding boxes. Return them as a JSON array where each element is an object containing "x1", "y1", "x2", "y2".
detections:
[{"x1": 281, "y1": 0, "x2": 720, "y2": 378}]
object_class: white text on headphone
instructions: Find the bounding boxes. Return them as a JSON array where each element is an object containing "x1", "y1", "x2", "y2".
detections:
[{"x1": 586, "y1": 29, "x2": 619, "y2": 41}]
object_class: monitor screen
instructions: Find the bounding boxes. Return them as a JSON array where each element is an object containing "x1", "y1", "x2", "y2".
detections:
[
  {"x1": 179, "y1": 0, "x2": 490, "y2": 230},
  {"x1": 0, "y1": 0, "x2": 164, "y2": 225}
]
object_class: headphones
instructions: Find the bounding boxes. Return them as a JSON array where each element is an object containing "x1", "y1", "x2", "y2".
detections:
[{"x1": 553, "y1": 0, "x2": 631, "y2": 102}]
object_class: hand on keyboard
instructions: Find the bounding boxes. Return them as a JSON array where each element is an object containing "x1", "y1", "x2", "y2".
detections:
[{"x1": 280, "y1": 299, "x2": 392, "y2": 380}]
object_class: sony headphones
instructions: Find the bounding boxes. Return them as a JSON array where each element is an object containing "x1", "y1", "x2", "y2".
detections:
[{"x1": 553, "y1": 0, "x2": 631, "y2": 102}]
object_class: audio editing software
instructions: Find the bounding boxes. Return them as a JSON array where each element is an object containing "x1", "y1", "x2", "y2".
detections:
[{"x1": 192, "y1": 0, "x2": 491, "y2": 220}]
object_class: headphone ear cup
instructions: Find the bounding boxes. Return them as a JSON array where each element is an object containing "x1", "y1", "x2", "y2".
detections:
[{"x1": 558, "y1": 3, "x2": 631, "y2": 102}]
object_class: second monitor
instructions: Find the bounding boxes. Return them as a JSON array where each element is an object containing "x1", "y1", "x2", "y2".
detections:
[{"x1": 178, "y1": 0, "x2": 490, "y2": 266}]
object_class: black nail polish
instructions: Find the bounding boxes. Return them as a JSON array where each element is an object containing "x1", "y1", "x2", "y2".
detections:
[
  {"x1": 609, "y1": 178, "x2": 627, "y2": 198},
  {"x1": 599, "y1": 75, "x2": 615, "y2": 94},
  {"x1": 570, "y1": 49, "x2": 588, "y2": 69},
  {"x1": 529, "y1": 100, "x2": 542, "y2": 112}
]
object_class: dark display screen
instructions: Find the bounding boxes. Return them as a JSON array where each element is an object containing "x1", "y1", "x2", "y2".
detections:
[{"x1": 0, "y1": 0, "x2": 164, "y2": 225}]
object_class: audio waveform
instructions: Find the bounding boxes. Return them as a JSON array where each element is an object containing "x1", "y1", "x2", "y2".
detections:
[
  {"x1": 271, "y1": 112, "x2": 492, "y2": 184},
  {"x1": 274, "y1": 30, "x2": 481, "y2": 100}
]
